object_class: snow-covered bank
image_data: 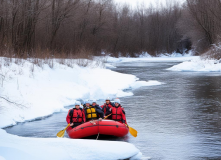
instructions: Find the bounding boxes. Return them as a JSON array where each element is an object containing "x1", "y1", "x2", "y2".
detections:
[
  {"x1": 106, "y1": 52, "x2": 198, "y2": 63},
  {"x1": 0, "y1": 129, "x2": 141, "y2": 160},
  {"x1": 0, "y1": 58, "x2": 162, "y2": 128},
  {"x1": 167, "y1": 57, "x2": 221, "y2": 72}
]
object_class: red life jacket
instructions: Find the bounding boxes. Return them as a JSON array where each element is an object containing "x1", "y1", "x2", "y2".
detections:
[
  {"x1": 70, "y1": 108, "x2": 84, "y2": 123},
  {"x1": 111, "y1": 106, "x2": 124, "y2": 122}
]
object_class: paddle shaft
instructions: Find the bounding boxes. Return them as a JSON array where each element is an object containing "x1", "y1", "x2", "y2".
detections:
[
  {"x1": 104, "y1": 113, "x2": 112, "y2": 119},
  {"x1": 65, "y1": 123, "x2": 71, "y2": 129}
]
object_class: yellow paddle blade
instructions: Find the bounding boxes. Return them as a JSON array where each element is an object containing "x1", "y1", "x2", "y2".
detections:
[
  {"x1": 57, "y1": 129, "x2": 65, "y2": 138},
  {"x1": 129, "y1": 126, "x2": 137, "y2": 137},
  {"x1": 57, "y1": 124, "x2": 70, "y2": 138}
]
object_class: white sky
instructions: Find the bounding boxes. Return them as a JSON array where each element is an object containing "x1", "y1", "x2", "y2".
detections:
[{"x1": 114, "y1": 0, "x2": 185, "y2": 8}]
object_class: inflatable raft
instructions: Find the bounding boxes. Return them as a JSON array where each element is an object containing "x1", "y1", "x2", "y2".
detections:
[{"x1": 66, "y1": 120, "x2": 129, "y2": 139}]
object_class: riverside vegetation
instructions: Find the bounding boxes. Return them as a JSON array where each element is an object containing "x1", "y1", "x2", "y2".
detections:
[{"x1": 0, "y1": 0, "x2": 221, "y2": 60}]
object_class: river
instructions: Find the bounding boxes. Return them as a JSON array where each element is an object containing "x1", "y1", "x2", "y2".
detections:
[{"x1": 4, "y1": 61, "x2": 221, "y2": 160}]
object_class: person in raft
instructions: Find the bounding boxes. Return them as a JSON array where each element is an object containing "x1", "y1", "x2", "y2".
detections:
[
  {"x1": 84, "y1": 100, "x2": 104, "y2": 122},
  {"x1": 110, "y1": 99, "x2": 127, "y2": 124},
  {"x1": 91, "y1": 100, "x2": 102, "y2": 110},
  {"x1": 66, "y1": 101, "x2": 86, "y2": 128},
  {"x1": 101, "y1": 97, "x2": 114, "y2": 117}
]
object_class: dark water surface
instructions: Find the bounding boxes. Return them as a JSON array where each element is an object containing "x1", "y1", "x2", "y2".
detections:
[{"x1": 5, "y1": 61, "x2": 221, "y2": 160}]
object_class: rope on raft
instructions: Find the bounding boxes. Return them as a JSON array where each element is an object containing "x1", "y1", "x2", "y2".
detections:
[{"x1": 96, "y1": 120, "x2": 100, "y2": 140}]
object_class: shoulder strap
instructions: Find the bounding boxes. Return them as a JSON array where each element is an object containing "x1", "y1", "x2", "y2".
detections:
[
  {"x1": 69, "y1": 108, "x2": 74, "y2": 116},
  {"x1": 69, "y1": 109, "x2": 74, "y2": 123},
  {"x1": 119, "y1": 105, "x2": 125, "y2": 115},
  {"x1": 104, "y1": 105, "x2": 107, "y2": 113}
]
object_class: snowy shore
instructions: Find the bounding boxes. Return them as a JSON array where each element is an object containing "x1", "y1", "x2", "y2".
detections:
[
  {"x1": 106, "y1": 52, "x2": 197, "y2": 63},
  {"x1": 0, "y1": 58, "x2": 162, "y2": 128},
  {"x1": 0, "y1": 129, "x2": 141, "y2": 160},
  {"x1": 167, "y1": 57, "x2": 221, "y2": 72},
  {"x1": 108, "y1": 52, "x2": 221, "y2": 73}
]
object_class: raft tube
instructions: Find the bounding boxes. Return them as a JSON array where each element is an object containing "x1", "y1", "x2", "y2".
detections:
[{"x1": 66, "y1": 120, "x2": 129, "y2": 139}]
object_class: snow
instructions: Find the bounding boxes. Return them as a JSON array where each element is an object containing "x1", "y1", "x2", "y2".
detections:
[
  {"x1": 130, "y1": 80, "x2": 163, "y2": 89},
  {"x1": 138, "y1": 52, "x2": 153, "y2": 58},
  {"x1": 107, "y1": 52, "x2": 197, "y2": 63},
  {"x1": 0, "y1": 58, "x2": 161, "y2": 128},
  {"x1": 0, "y1": 129, "x2": 141, "y2": 160},
  {"x1": 105, "y1": 63, "x2": 116, "y2": 68},
  {"x1": 0, "y1": 156, "x2": 6, "y2": 160},
  {"x1": 167, "y1": 57, "x2": 221, "y2": 72}
]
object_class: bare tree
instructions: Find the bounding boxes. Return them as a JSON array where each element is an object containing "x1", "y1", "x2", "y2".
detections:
[
  {"x1": 0, "y1": 0, "x2": 197, "y2": 58},
  {"x1": 49, "y1": 0, "x2": 80, "y2": 49},
  {"x1": 178, "y1": 0, "x2": 221, "y2": 54}
]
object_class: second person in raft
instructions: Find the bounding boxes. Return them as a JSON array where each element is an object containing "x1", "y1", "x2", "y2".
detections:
[
  {"x1": 84, "y1": 100, "x2": 104, "y2": 122},
  {"x1": 66, "y1": 101, "x2": 86, "y2": 128}
]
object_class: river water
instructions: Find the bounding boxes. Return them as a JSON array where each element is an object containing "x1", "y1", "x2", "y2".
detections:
[{"x1": 4, "y1": 61, "x2": 221, "y2": 160}]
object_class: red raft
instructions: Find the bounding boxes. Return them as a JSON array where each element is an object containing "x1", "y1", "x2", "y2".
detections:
[{"x1": 66, "y1": 120, "x2": 129, "y2": 139}]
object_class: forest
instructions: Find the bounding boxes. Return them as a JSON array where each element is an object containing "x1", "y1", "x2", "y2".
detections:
[{"x1": 0, "y1": 0, "x2": 221, "y2": 58}]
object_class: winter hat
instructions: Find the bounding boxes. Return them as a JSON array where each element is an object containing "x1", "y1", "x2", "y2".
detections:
[
  {"x1": 75, "y1": 101, "x2": 81, "y2": 106},
  {"x1": 92, "y1": 99, "x2": 97, "y2": 103},
  {"x1": 85, "y1": 100, "x2": 91, "y2": 104},
  {"x1": 114, "y1": 99, "x2": 120, "y2": 104},
  {"x1": 106, "y1": 97, "x2": 111, "y2": 101}
]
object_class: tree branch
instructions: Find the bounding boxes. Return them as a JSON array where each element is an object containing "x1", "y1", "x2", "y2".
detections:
[
  {"x1": 0, "y1": 96, "x2": 27, "y2": 108},
  {"x1": 0, "y1": 73, "x2": 5, "y2": 78}
]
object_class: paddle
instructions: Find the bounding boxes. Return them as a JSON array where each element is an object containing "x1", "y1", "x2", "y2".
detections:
[
  {"x1": 104, "y1": 113, "x2": 112, "y2": 119},
  {"x1": 128, "y1": 125, "x2": 138, "y2": 137},
  {"x1": 57, "y1": 123, "x2": 70, "y2": 138},
  {"x1": 125, "y1": 124, "x2": 137, "y2": 137}
]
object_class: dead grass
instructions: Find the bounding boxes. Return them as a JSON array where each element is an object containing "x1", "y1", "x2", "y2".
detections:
[
  {"x1": 201, "y1": 43, "x2": 221, "y2": 60},
  {"x1": 0, "y1": 47, "x2": 106, "y2": 70}
]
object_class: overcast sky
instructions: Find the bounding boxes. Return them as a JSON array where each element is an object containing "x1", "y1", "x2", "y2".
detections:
[{"x1": 113, "y1": 0, "x2": 185, "y2": 8}]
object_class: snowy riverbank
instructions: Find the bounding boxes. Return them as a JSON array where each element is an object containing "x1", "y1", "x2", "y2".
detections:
[
  {"x1": 167, "y1": 57, "x2": 221, "y2": 72},
  {"x1": 0, "y1": 129, "x2": 141, "y2": 160},
  {"x1": 0, "y1": 58, "x2": 162, "y2": 128},
  {"x1": 106, "y1": 52, "x2": 197, "y2": 63},
  {"x1": 107, "y1": 52, "x2": 221, "y2": 73}
]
